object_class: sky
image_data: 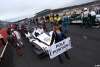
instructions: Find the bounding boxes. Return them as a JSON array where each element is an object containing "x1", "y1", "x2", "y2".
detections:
[{"x1": 0, "y1": 0, "x2": 94, "y2": 22}]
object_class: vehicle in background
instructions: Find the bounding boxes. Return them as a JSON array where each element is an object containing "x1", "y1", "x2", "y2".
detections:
[
  {"x1": 69, "y1": 10, "x2": 82, "y2": 24},
  {"x1": 69, "y1": 14, "x2": 82, "y2": 24},
  {"x1": 94, "y1": 9, "x2": 100, "y2": 27}
]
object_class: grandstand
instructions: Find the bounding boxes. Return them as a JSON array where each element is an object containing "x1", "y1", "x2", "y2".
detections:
[
  {"x1": 34, "y1": 9, "x2": 52, "y2": 18},
  {"x1": 33, "y1": 0, "x2": 100, "y2": 17},
  {"x1": 52, "y1": 0, "x2": 100, "y2": 13}
]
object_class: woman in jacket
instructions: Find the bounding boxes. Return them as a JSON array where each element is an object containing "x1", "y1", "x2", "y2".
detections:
[{"x1": 50, "y1": 22, "x2": 70, "y2": 63}]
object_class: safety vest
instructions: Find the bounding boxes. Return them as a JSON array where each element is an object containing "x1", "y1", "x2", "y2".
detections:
[
  {"x1": 56, "y1": 17, "x2": 62, "y2": 25},
  {"x1": 56, "y1": 17, "x2": 62, "y2": 22},
  {"x1": 54, "y1": 17, "x2": 57, "y2": 21},
  {"x1": 50, "y1": 17, "x2": 54, "y2": 22}
]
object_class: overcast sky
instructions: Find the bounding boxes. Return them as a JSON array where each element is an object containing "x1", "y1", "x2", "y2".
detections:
[{"x1": 0, "y1": 0, "x2": 94, "y2": 22}]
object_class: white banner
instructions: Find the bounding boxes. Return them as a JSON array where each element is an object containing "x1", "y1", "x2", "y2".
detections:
[{"x1": 48, "y1": 37, "x2": 71, "y2": 59}]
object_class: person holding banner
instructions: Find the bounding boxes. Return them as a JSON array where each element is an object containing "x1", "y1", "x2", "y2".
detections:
[{"x1": 50, "y1": 22, "x2": 70, "y2": 63}]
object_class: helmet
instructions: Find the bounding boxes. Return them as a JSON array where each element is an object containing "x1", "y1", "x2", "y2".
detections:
[{"x1": 84, "y1": 8, "x2": 87, "y2": 11}]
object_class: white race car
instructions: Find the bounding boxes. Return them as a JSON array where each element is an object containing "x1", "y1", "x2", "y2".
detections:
[
  {"x1": 94, "y1": 14, "x2": 100, "y2": 28},
  {"x1": 96, "y1": 14, "x2": 100, "y2": 23},
  {"x1": 25, "y1": 27, "x2": 53, "y2": 57}
]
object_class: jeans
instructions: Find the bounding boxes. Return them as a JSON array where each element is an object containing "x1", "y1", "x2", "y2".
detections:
[{"x1": 62, "y1": 22, "x2": 68, "y2": 31}]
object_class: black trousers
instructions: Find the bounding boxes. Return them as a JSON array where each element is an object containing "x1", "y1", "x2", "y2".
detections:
[{"x1": 58, "y1": 51, "x2": 70, "y2": 63}]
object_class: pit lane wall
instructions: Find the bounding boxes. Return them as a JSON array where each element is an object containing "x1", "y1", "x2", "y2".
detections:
[{"x1": 0, "y1": 28, "x2": 8, "y2": 60}]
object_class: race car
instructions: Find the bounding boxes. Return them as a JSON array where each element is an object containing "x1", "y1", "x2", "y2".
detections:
[
  {"x1": 94, "y1": 14, "x2": 100, "y2": 26},
  {"x1": 69, "y1": 14, "x2": 82, "y2": 24},
  {"x1": 25, "y1": 27, "x2": 53, "y2": 57}
]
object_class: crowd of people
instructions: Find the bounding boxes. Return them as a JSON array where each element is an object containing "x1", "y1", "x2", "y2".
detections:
[
  {"x1": 81, "y1": 7, "x2": 98, "y2": 28},
  {"x1": 2, "y1": 13, "x2": 69, "y2": 63},
  {"x1": 0, "y1": 5, "x2": 99, "y2": 63},
  {"x1": 6, "y1": 21, "x2": 28, "y2": 56},
  {"x1": 80, "y1": 5, "x2": 100, "y2": 28}
]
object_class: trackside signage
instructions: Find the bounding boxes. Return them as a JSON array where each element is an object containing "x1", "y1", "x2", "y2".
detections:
[{"x1": 49, "y1": 37, "x2": 71, "y2": 59}]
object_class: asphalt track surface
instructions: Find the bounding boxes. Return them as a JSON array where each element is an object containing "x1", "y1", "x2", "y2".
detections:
[{"x1": 0, "y1": 22, "x2": 100, "y2": 67}]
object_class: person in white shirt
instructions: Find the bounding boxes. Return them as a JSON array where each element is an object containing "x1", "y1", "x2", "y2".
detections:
[
  {"x1": 81, "y1": 8, "x2": 89, "y2": 28},
  {"x1": 12, "y1": 29, "x2": 24, "y2": 48},
  {"x1": 89, "y1": 10, "x2": 96, "y2": 26}
]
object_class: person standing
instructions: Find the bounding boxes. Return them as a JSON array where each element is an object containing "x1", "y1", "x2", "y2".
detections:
[
  {"x1": 50, "y1": 15, "x2": 54, "y2": 26},
  {"x1": 43, "y1": 21, "x2": 47, "y2": 32},
  {"x1": 50, "y1": 22, "x2": 70, "y2": 63},
  {"x1": 21, "y1": 22, "x2": 26, "y2": 40},
  {"x1": 62, "y1": 14, "x2": 69, "y2": 32},
  {"x1": 96, "y1": 5, "x2": 100, "y2": 14},
  {"x1": 47, "y1": 15, "x2": 50, "y2": 23},
  {"x1": 81, "y1": 8, "x2": 89, "y2": 28},
  {"x1": 89, "y1": 10, "x2": 96, "y2": 27},
  {"x1": 6, "y1": 30, "x2": 22, "y2": 56},
  {"x1": 36, "y1": 18, "x2": 39, "y2": 25},
  {"x1": 33, "y1": 18, "x2": 35, "y2": 24},
  {"x1": 12, "y1": 29, "x2": 24, "y2": 48},
  {"x1": 56, "y1": 14, "x2": 62, "y2": 25}
]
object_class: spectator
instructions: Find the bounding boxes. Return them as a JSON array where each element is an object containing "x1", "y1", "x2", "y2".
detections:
[
  {"x1": 62, "y1": 14, "x2": 69, "y2": 32},
  {"x1": 50, "y1": 15, "x2": 54, "y2": 26},
  {"x1": 21, "y1": 23, "x2": 26, "y2": 40},
  {"x1": 12, "y1": 29, "x2": 24, "y2": 48},
  {"x1": 96, "y1": 5, "x2": 100, "y2": 14},
  {"x1": 56, "y1": 14, "x2": 62, "y2": 25},
  {"x1": 43, "y1": 21, "x2": 47, "y2": 31},
  {"x1": 33, "y1": 19, "x2": 35, "y2": 24},
  {"x1": 6, "y1": 30, "x2": 22, "y2": 56},
  {"x1": 36, "y1": 18, "x2": 39, "y2": 25},
  {"x1": 47, "y1": 16, "x2": 50, "y2": 22}
]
